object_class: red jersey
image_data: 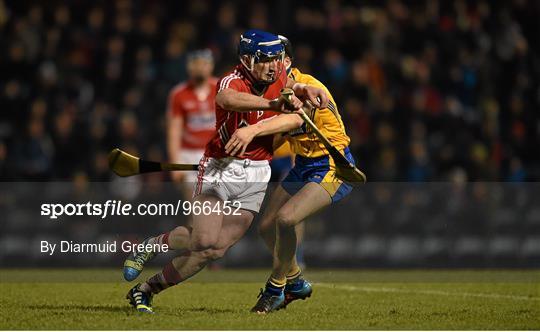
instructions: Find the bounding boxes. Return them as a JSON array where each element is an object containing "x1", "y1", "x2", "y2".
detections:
[
  {"x1": 167, "y1": 78, "x2": 218, "y2": 149},
  {"x1": 205, "y1": 64, "x2": 288, "y2": 161}
]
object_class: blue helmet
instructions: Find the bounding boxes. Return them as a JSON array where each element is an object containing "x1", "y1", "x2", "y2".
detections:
[{"x1": 238, "y1": 29, "x2": 284, "y2": 71}]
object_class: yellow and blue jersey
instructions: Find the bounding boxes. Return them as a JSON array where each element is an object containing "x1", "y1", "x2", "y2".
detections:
[
  {"x1": 286, "y1": 68, "x2": 350, "y2": 158},
  {"x1": 273, "y1": 139, "x2": 294, "y2": 158},
  {"x1": 281, "y1": 68, "x2": 355, "y2": 203}
]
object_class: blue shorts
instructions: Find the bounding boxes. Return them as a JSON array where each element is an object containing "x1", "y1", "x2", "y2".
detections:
[
  {"x1": 281, "y1": 147, "x2": 354, "y2": 203},
  {"x1": 270, "y1": 155, "x2": 293, "y2": 182}
]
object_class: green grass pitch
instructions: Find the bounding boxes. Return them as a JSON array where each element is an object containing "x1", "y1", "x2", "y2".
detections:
[{"x1": 1, "y1": 269, "x2": 539, "y2": 330}]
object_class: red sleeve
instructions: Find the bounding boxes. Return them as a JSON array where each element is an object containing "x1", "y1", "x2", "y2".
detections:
[
  {"x1": 167, "y1": 89, "x2": 184, "y2": 118},
  {"x1": 217, "y1": 74, "x2": 244, "y2": 93}
]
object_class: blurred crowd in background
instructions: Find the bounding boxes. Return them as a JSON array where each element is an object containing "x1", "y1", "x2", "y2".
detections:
[{"x1": 1, "y1": 0, "x2": 539, "y2": 181}]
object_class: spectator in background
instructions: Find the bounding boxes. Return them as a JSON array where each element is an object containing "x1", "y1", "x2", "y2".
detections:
[
  {"x1": 12, "y1": 117, "x2": 54, "y2": 180},
  {"x1": 166, "y1": 49, "x2": 217, "y2": 199}
]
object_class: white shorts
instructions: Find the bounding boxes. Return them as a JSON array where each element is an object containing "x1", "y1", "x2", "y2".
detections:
[
  {"x1": 177, "y1": 149, "x2": 205, "y2": 183},
  {"x1": 193, "y1": 157, "x2": 271, "y2": 213}
]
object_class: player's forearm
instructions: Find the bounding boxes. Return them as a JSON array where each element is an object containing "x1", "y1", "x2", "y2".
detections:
[
  {"x1": 251, "y1": 114, "x2": 303, "y2": 137},
  {"x1": 287, "y1": 77, "x2": 329, "y2": 109},
  {"x1": 216, "y1": 89, "x2": 273, "y2": 112},
  {"x1": 286, "y1": 77, "x2": 306, "y2": 92}
]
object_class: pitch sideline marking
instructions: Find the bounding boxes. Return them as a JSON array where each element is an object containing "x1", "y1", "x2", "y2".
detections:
[{"x1": 316, "y1": 283, "x2": 540, "y2": 301}]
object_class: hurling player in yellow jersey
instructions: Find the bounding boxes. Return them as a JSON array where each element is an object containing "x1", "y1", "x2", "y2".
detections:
[{"x1": 225, "y1": 35, "x2": 357, "y2": 313}]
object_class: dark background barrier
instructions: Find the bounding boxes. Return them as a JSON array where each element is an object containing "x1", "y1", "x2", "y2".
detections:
[{"x1": 1, "y1": 182, "x2": 538, "y2": 268}]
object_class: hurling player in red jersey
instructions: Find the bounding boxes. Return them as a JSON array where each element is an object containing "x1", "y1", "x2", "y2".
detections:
[
  {"x1": 122, "y1": 29, "x2": 328, "y2": 313},
  {"x1": 166, "y1": 49, "x2": 217, "y2": 198}
]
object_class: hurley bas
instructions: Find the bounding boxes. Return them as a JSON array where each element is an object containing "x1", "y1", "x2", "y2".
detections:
[{"x1": 40, "y1": 240, "x2": 169, "y2": 256}]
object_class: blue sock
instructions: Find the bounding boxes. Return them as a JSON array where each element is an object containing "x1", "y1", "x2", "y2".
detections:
[
  {"x1": 265, "y1": 282, "x2": 284, "y2": 296},
  {"x1": 286, "y1": 278, "x2": 304, "y2": 291}
]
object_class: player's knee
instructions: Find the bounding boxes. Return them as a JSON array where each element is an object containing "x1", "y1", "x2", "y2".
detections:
[
  {"x1": 199, "y1": 248, "x2": 226, "y2": 261},
  {"x1": 190, "y1": 234, "x2": 218, "y2": 251},
  {"x1": 275, "y1": 211, "x2": 297, "y2": 228},
  {"x1": 209, "y1": 248, "x2": 227, "y2": 261}
]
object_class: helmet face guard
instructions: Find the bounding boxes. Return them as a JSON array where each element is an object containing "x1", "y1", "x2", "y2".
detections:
[
  {"x1": 254, "y1": 50, "x2": 285, "y2": 64},
  {"x1": 240, "y1": 50, "x2": 285, "y2": 71},
  {"x1": 238, "y1": 30, "x2": 285, "y2": 84}
]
